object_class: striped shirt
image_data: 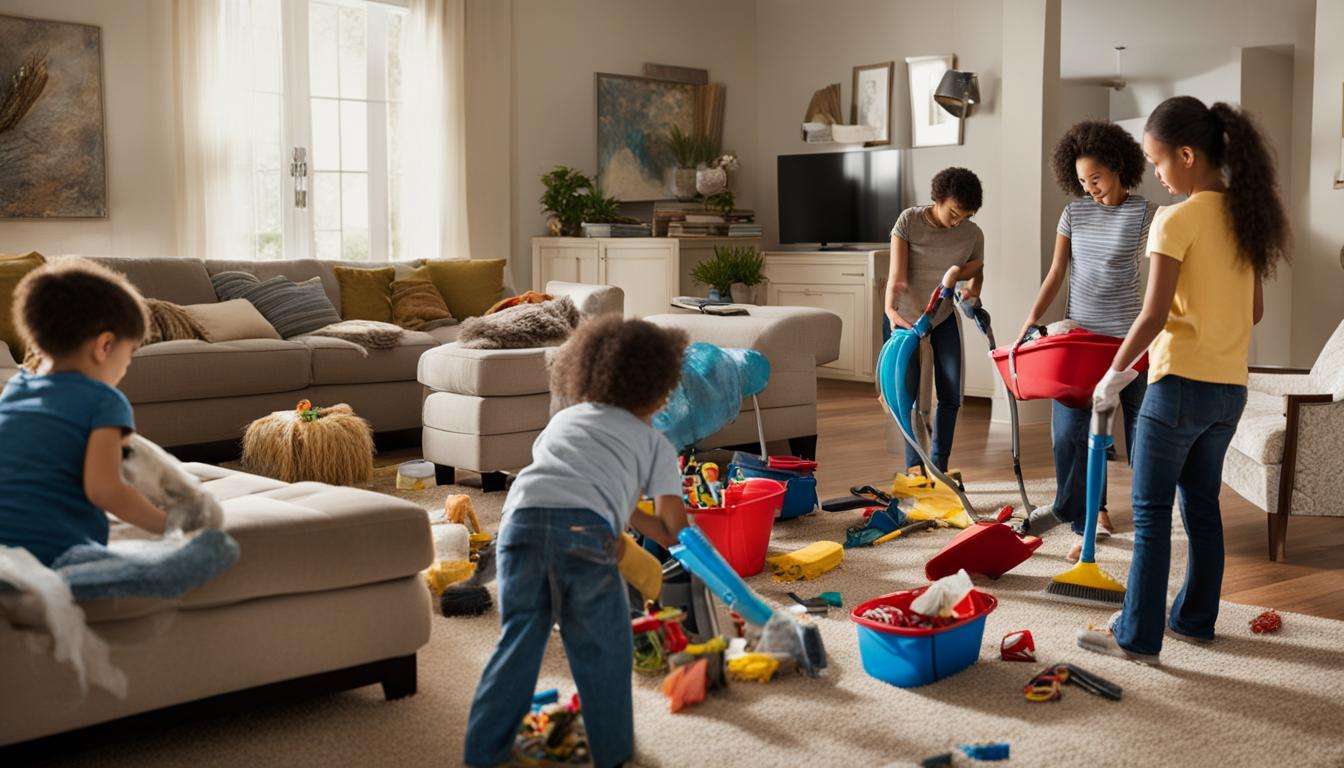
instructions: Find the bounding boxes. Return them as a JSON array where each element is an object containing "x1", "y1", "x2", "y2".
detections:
[{"x1": 1057, "y1": 195, "x2": 1156, "y2": 338}]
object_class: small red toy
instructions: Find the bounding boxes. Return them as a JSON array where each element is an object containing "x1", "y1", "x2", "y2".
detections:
[
  {"x1": 1250, "y1": 609, "x2": 1282, "y2": 634},
  {"x1": 1000, "y1": 630, "x2": 1036, "y2": 662}
]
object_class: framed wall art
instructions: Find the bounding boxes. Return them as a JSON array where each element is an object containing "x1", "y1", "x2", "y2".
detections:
[{"x1": 905, "y1": 54, "x2": 959, "y2": 148}]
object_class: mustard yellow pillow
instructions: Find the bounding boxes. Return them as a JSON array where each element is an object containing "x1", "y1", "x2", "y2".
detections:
[
  {"x1": 0, "y1": 252, "x2": 46, "y2": 358},
  {"x1": 333, "y1": 266, "x2": 395, "y2": 323},
  {"x1": 416, "y1": 259, "x2": 507, "y2": 319}
]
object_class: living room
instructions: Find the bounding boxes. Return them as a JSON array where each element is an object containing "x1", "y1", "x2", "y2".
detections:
[{"x1": 2, "y1": 0, "x2": 1342, "y2": 765}]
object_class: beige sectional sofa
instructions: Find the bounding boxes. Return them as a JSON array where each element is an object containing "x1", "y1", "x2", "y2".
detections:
[{"x1": 1, "y1": 463, "x2": 434, "y2": 753}]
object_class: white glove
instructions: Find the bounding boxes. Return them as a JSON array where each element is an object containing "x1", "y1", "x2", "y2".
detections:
[{"x1": 1092, "y1": 368, "x2": 1139, "y2": 413}]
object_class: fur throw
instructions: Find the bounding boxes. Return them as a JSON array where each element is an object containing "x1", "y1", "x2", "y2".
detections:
[
  {"x1": 308, "y1": 319, "x2": 405, "y2": 349},
  {"x1": 144, "y1": 298, "x2": 205, "y2": 344},
  {"x1": 121, "y1": 433, "x2": 224, "y2": 533},
  {"x1": 457, "y1": 296, "x2": 580, "y2": 350}
]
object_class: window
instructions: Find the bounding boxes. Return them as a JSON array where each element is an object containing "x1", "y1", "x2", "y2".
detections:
[{"x1": 238, "y1": 0, "x2": 405, "y2": 261}]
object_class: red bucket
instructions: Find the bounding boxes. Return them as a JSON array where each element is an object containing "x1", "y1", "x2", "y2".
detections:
[
  {"x1": 990, "y1": 329, "x2": 1148, "y2": 409},
  {"x1": 691, "y1": 478, "x2": 785, "y2": 577}
]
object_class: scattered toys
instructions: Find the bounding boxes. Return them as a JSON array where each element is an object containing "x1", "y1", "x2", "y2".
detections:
[
  {"x1": 395, "y1": 459, "x2": 436, "y2": 490},
  {"x1": 766, "y1": 540, "x2": 843, "y2": 581},
  {"x1": 727, "y1": 452, "x2": 820, "y2": 520},
  {"x1": 999, "y1": 630, "x2": 1036, "y2": 662},
  {"x1": 662, "y1": 657, "x2": 709, "y2": 712},
  {"x1": 1250, "y1": 609, "x2": 1282, "y2": 634},
  {"x1": 516, "y1": 690, "x2": 588, "y2": 765},
  {"x1": 424, "y1": 558, "x2": 474, "y2": 597},
  {"x1": 787, "y1": 591, "x2": 842, "y2": 615},
  {"x1": 632, "y1": 615, "x2": 669, "y2": 675},
  {"x1": 726, "y1": 653, "x2": 779, "y2": 683},
  {"x1": 959, "y1": 742, "x2": 1010, "y2": 761},
  {"x1": 440, "y1": 543, "x2": 495, "y2": 617},
  {"x1": 1024, "y1": 663, "x2": 1123, "y2": 703}
]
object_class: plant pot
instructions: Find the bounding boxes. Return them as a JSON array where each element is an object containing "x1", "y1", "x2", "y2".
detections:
[
  {"x1": 707, "y1": 287, "x2": 724, "y2": 302},
  {"x1": 696, "y1": 166, "x2": 728, "y2": 196},
  {"x1": 673, "y1": 168, "x2": 698, "y2": 200},
  {"x1": 731, "y1": 282, "x2": 765, "y2": 305}
]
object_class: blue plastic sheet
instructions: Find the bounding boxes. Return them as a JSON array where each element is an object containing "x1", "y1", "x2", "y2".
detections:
[{"x1": 654, "y1": 343, "x2": 770, "y2": 451}]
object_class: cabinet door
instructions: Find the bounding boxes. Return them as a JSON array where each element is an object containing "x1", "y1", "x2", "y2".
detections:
[
  {"x1": 535, "y1": 243, "x2": 590, "y2": 289},
  {"x1": 770, "y1": 282, "x2": 863, "y2": 377},
  {"x1": 577, "y1": 251, "x2": 601, "y2": 284},
  {"x1": 601, "y1": 243, "x2": 673, "y2": 318}
]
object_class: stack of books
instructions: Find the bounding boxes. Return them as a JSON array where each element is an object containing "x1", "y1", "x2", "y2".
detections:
[
  {"x1": 654, "y1": 203, "x2": 761, "y2": 238},
  {"x1": 581, "y1": 222, "x2": 650, "y2": 238}
]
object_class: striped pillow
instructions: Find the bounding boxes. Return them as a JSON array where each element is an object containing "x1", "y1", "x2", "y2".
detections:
[
  {"x1": 210, "y1": 270, "x2": 260, "y2": 301},
  {"x1": 236, "y1": 275, "x2": 341, "y2": 338}
]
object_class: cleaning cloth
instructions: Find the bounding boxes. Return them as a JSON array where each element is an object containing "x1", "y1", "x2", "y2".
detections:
[{"x1": 766, "y1": 541, "x2": 843, "y2": 582}]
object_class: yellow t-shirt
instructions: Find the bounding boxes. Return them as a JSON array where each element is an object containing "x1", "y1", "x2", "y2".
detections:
[{"x1": 1145, "y1": 191, "x2": 1254, "y2": 386}]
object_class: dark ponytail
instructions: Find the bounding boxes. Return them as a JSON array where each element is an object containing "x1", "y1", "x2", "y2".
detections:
[{"x1": 1145, "y1": 96, "x2": 1289, "y2": 278}]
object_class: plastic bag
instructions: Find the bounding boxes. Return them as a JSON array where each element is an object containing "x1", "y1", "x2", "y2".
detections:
[
  {"x1": 654, "y1": 343, "x2": 771, "y2": 451},
  {"x1": 911, "y1": 568, "x2": 974, "y2": 618}
]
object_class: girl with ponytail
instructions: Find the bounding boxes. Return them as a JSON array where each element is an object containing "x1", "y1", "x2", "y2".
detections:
[{"x1": 1076, "y1": 96, "x2": 1289, "y2": 664}]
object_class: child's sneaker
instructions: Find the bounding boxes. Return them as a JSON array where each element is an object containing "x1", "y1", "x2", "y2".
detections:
[{"x1": 1076, "y1": 615, "x2": 1160, "y2": 665}]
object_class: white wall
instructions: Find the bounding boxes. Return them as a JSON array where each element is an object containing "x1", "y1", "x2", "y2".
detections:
[
  {"x1": 508, "y1": 0, "x2": 759, "y2": 291},
  {"x1": 1297, "y1": 0, "x2": 1344, "y2": 365},
  {"x1": 0, "y1": 0, "x2": 177, "y2": 258}
]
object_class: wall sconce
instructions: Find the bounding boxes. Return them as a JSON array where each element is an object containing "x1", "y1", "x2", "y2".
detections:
[{"x1": 934, "y1": 70, "x2": 980, "y2": 144}]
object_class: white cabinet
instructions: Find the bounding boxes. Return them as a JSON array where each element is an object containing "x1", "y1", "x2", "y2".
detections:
[
  {"x1": 532, "y1": 236, "x2": 762, "y2": 319},
  {"x1": 763, "y1": 250, "x2": 889, "y2": 383}
]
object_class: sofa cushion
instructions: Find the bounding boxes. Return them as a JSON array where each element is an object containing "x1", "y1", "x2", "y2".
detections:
[
  {"x1": 206, "y1": 258, "x2": 341, "y2": 307},
  {"x1": 87, "y1": 256, "x2": 219, "y2": 306},
  {"x1": 181, "y1": 299, "x2": 281, "y2": 342},
  {"x1": 415, "y1": 259, "x2": 507, "y2": 319},
  {"x1": 423, "y1": 390, "x2": 552, "y2": 435},
  {"x1": 334, "y1": 265, "x2": 394, "y2": 322},
  {"x1": 546, "y1": 281, "x2": 624, "y2": 318},
  {"x1": 1309, "y1": 320, "x2": 1344, "y2": 401},
  {"x1": 298, "y1": 331, "x2": 437, "y2": 385},
  {"x1": 391, "y1": 277, "x2": 456, "y2": 330},
  {"x1": 417, "y1": 342, "x2": 551, "y2": 397},
  {"x1": 1230, "y1": 402, "x2": 1286, "y2": 464},
  {"x1": 0, "y1": 251, "x2": 44, "y2": 357},
  {"x1": 120, "y1": 338, "x2": 311, "y2": 403},
  {"x1": 172, "y1": 464, "x2": 432, "y2": 610},
  {"x1": 217, "y1": 273, "x2": 342, "y2": 338}
]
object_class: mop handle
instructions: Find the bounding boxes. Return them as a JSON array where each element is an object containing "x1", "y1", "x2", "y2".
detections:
[{"x1": 1080, "y1": 407, "x2": 1115, "y2": 565}]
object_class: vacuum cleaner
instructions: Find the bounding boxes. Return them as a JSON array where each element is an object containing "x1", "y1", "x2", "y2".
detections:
[{"x1": 1043, "y1": 406, "x2": 1126, "y2": 606}]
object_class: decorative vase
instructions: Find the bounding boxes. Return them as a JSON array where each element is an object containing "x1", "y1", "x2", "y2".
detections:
[
  {"x1": 696, "y1": 166, "x2": 728, "y2": 196},
  {"x1": 546, "y1": 215, "x2": 564, "y2": 236},
  {"x1": 730, "y1": 282, "x2": 765, "y2": 305},
  {"x1": 707, "y1": 287, "x2": 723, "y2": 302},
  {"x1": 673, "y1": 168, "x2": 697, "y2": 200}
]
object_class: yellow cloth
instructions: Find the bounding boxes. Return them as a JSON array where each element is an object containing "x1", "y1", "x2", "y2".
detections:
[
  {"x1": 1145, "y1": 191, "x2": 1254, "y2": 386},
  {"x1": 618, "y1": 532, "x2": 663, "y2": 602},
  {"x1": 424, "y1": 559, "x2": 475, "y2": 597},
  {"x1": 766, "y1": 541, "x2": 843, "y2": 582},
  {"x1": 444, "y1": 494, "x2": 482, "y2": 533},
  {"x1": 726, "y1": 653, "x2": 779, "y2": 683},
  {"x1": 0, "y1": 251, "x2": 44, "y2": 357},
  {"x1": 414, "y1": 259, "x2": 507, "y2": 319},
  {"x1": 890, "y1": 472, "x2": 973, "y2": 529},
  {"x1": 333, "y1": 266, "x2": 395, "y2": 322}
]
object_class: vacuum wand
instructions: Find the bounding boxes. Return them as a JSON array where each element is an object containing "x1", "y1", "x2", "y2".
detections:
[{"x1": 1080, "y1": 407, "x2": 1115, "y2": 567}]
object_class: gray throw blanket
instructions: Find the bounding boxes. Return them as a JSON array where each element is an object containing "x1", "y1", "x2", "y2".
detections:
[{"x1": 457, "y1": 296, "x2": 580, "y2": 349}]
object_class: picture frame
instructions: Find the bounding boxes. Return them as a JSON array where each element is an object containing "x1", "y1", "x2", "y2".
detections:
[
  {"x1": 906, "y1": 54, "x2": 960, "y2": 148},
  {"x1": 850, "y1": 62, "x2": 893, "y2": 147},
  {"x1": 595, "y1": 72, "x2": 702, "y2": 202}
]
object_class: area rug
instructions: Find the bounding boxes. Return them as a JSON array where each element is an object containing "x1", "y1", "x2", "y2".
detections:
[{"x1": 42, "y1": 467, "x2": 1344, "y2": 768}]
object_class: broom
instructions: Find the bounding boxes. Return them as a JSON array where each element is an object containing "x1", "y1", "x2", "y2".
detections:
[{"x1": 1045, "y1": 407, "x2": 1126, "y2": 605}]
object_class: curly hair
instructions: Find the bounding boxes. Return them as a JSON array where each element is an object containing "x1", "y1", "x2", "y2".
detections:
[
  {"x1": 1145, "y1": 96, "x2": 1289, "y2": 278},
  {"x1": 930, "y1": 167, "x2": 982, "y2": 211},
  {"x1": 14, "y1": 258, "x2": 148, "y2": 357},
  {"x1": 549, "y1": 315, "x2": 688, "y2": 413},
  {"x1": 1050, "y1": 120, "x2": 1146, "y2": 195}
]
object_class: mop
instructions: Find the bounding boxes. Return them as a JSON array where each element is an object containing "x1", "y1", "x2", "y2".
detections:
[{"x1": 1044, "y1": 407, "x2": 1126, "y2": 605}]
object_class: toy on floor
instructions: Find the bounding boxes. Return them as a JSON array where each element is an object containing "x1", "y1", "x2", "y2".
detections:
[
  {"x1": 925, "y1": 506, "x2": 1042, "y2": 580},
  {"x1": 726, "y1": 652, "x2": 779, "y2": 683},
  {"x1": 1250, "y1": 609, "x2": 1282, "y2": 634},
  {"x1": 1000, "y1": 630, "x2": 1036, "y2": 662},
  {"x1": 766, "y1": 540, "x2": 843, "y2": 581},
  {"x1": 959, "y1": 742, "x2": 1011, "y2": 761},
  {"x1": 1024, "y1": 663, "x2": 1123, "y2": 702},
  {"x1": 632, "y1": 615, "x2": 669, "y2": 675},
  {"x1": 395, "y1": 459, "x2": 436, "y2": 490},
  {"x1": 516, "y1": 690, "x2": 588, "y2": 764},
  {"x1": 787, "y1": 591, "x2": 842, "y2": 614},
  {"x1": 1045, "y1": 408, "x2": 1127, "y2": 606},
  {"x1": 440, "y1": 542, "x2": 495, "y2": 617},
  {"x1": 662, "y1": 635, "x2": 729, "y2": 712}
]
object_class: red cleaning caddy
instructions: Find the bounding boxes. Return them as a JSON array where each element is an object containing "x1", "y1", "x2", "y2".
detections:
[{"x1": 991, "y1": 328, "x2": 1148, "y2": 410}]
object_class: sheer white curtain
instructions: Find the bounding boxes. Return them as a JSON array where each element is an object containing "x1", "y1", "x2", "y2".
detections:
[
  {"x1": 172, "y1": 0, "x2": 258, "y2": 261},
  {"x1": 396, "y1": 0, "x2": 471, "y2": 261}
]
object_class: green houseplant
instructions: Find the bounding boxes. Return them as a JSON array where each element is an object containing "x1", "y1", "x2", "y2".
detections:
[
  {"x1": 663, "y1": 125, "x2": 715, "y2": 200},
  {"x1": 540, "y1": 167, "x2": 638, "y2": 234},
  {"x1": 691, "y1": 245, "x2": 765, "y2": 303}
]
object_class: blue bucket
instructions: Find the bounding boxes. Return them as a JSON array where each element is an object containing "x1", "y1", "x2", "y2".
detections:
[
  {"x1": 851, "y1": 588, "x2": 997, "y2": 688},
  {"x1": 729, "y1": 453, "x2": 818, "y2": 520}
]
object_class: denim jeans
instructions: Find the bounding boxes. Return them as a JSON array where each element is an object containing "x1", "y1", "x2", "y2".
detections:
[
  {"x1": 1112, "y1": 375, "x2": 1247, "y2": 656},
  {"x1": 882, "y1": 314, "x2": 962, "y2": 472},
  {"x1": 464, "y1": 508, "x2": 633, "y2": 768},
  {"x1": 1050, "y1": 377, "x2": 1146, "y2": 533}
]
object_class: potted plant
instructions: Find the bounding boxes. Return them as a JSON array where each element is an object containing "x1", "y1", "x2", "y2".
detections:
[
  {"x1": 689, "y1": 248, "x2": 737, "y2": 302},
  {"x1": 724, "y1": 245, "x2": 766, "y2": 305},
  {"x1": 664, "y1": 125, "x2": 713, "y2": 200},
  {"x1": 539, "y1": 165, "x2": 595, "y2": 236}
]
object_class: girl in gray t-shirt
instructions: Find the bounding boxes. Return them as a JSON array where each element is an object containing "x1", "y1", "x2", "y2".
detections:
[{"x1": 883, "y1": 167, "x2": 986, "y2": 475}]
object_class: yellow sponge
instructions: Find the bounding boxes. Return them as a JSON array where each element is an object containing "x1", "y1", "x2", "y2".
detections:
[
  {"x1": 727, "y1": 653, "x2": 780, "y2": 683},
  {"x1": 618, "y1": 532, "x2": 663, "y2": 602},
  {"x1": 424, "y1": 559, "x2": 475, "y2": 597},
  {"x1": 766, "y1": 541, "x2": 843, "y2": 582}
]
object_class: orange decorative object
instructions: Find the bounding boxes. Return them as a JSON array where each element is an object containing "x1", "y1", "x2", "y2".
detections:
[
  {"x1": 295, "y1": 399, "x2": 312, "y2": 413},
  {"x1": 485, "y1": 291, "x2": 552, "y2": 315}
]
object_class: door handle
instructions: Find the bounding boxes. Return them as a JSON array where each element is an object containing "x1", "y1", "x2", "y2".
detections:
[{"x1": 841, "y1": 271, "x2": 863, "y2": 276}]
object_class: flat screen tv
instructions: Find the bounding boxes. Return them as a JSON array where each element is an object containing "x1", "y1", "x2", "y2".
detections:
[{"x1": 777, "y1": 149, "x2": 903, "y2": 247}]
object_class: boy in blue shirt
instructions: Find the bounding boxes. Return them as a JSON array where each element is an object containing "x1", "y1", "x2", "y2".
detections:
[
  {"x1": 0, "y1": 259, "x2": 168, "y2": 565},
  {"x1": 464, "y1": 316, "x2": 690, "y2": 768}
]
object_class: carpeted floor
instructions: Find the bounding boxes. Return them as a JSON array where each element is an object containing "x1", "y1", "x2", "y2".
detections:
[{"x1": 45, "y1": 466, "x2": 1344, "y2": 767}]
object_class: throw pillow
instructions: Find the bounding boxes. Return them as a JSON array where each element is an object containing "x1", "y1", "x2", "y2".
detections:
[
  {"x1": 333, "y1": 266, "x2": 394, "y2": 322},
  {"x1": 144, "y1": 298, "x2": 205, "y2": 344},
  {"x1": 210, "y1": 270, "x2": 260, "y2": 301},
  {"x1": 486, "y1": 290, "x2": 551, "y2": 316},
  {"x1": 416, "y1": 259, "x2": 507, "y2": 319},
  {"x1": 390, "y1": 277, "x2": 456, "y2": 331},
  {"x1": 182, "y1": 300, "x2": 281, "y2": 342},
  {"x1": 0, "y1": 251, "x2": 45, "y2": 358},
  {"x1": 237, "y1": 275, "x2": 342, "y2": 338}
]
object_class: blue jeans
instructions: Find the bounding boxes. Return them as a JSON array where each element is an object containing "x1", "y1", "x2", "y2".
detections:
[
  {"x1": 1050, "y1": 377, "x2": 1147, "y2": 533},
  {"x1": 883, "y1": 314, "x2": 962, "y2": 472},
  {"x1": 464, "y1": 508, "x2": 633, "y2": 768},
  {"x1": 1112, "y1": 376, "x2": 1247, "y2": 656}
]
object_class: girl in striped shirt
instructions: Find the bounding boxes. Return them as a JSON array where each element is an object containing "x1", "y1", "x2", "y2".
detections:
[{"x1": 1020, "y1": 121, "x2": 1156, "y2": 562}]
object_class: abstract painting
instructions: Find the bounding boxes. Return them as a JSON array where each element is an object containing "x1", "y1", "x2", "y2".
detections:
[
  {"x1": 595, "y1": 73, "x2": 700, "y2": 202},
  {"x1": 0, "y1": 14, "x2": 107, "y2": 219}
]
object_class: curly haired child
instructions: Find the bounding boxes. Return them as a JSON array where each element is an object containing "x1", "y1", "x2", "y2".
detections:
[
  {"x1": 883, "y1": 166, "x2": 986, "y2": 475},
  {"x1": 1020, "y1": 121, "x2": 1157, "y2": 558},
  {"x1": 1078, "y1": 96, "x2": 1289, "y2": 663},
  {"x1": 464, "y1": 316, "x2": 690, "y2": 768}
]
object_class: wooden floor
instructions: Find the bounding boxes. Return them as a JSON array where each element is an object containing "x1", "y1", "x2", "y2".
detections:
[{"x1": 812, "y1": 379, "x2": 1344, "y2": 620}]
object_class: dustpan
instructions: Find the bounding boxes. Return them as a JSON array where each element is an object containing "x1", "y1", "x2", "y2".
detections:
[{"x1": 925, "y1": 509, "x2": 1042, "y2": 580}]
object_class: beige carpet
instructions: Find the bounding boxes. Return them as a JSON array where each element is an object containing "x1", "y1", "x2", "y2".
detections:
[{"x1": 44, "y1": 467, "x2": 1344, "y2": 767}]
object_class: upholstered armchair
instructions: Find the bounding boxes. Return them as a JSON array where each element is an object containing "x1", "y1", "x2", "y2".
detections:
[{"x1": 1223, "y1": 320, "x2": 1344, "y2": 560}]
